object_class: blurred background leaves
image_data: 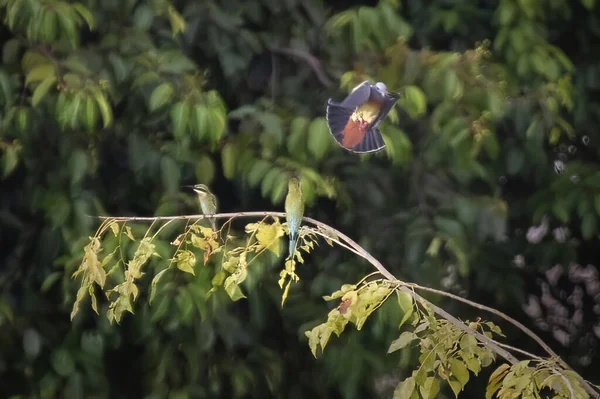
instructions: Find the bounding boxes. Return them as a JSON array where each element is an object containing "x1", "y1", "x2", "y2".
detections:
[{"x1": 1, "y1": 0, "x2": 600, "y2": 398}]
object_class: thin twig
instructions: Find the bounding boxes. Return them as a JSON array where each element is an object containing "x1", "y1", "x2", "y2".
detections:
[
  {"x1": 495, "y1": 342, "x2": 544, "y2": 361},
  {"x1": 269, "y1": 47, "x2": 333, "y2": 87},
  {"x1": 404, "y1": 283, "x2": 563, "y2": 364}
]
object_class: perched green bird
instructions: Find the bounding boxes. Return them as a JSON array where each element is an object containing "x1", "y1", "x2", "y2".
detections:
[
  {"x1": 185, "y1": 184, "x2": 218, "y2": 230},
  {"x1": 285, "y1": 176, "x2": 304, "y2": 259}
]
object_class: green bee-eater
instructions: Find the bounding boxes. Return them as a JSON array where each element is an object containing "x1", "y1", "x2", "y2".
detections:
[
  {"x1": 285, "y1": 176, "x2": 304, "y2": 259},
  {"x1": 185, "y1": 184, "x2": 218, "y2": 231}
]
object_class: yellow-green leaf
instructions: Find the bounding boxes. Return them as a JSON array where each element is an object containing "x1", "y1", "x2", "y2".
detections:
[
  {"x1": 307, "y1": 117, "x2": 330, "y2": 160},
  {"x1": 450, "y1": 358, "x2": 470, "y2": 387},
  {"x1": 149, "y1": 82, "x2": 174, "y2": 112},
  {"x1": 73, "y1": 3, "x2": 95, "y2": 29},
  {"x1": 150, "y1": 268, "x2": 169, "y2": 303},
  {"x1": 26, "y1": 64, "x2": 55, "y2": 86},
  {"x1": 388, "y1": 331, "x2": 417, "y2": 353},
  {"x1": 91, "y1": 88, "x2": 112, "y2": 128},
  {"x1": 175, "y1": 250, "x2": 196, "y2": 275},
  {"x1": 221, "y1": 142, "x2": 237, "y2": 180},
  {"x1": 401, "y1": 85, "x2": 427, "y2": 119},
  {"x1": 393, "y1": 376, "x2": 416, "y2": 399},
  {"x1": 419, "y1": 377, "x2": 441, "y2": 399},
  {"x1": 170, "y1": 101, "x2": 190, "y2": 139},
  {"x1": 397, "y1": 290, "x2": 414, "y2": 328},
  {"x1": 82, "y1": 95, "x2": 99, "y2": 132},
  {"x1": 256, "y1": 222, "x2": 284, "y2": 255}
]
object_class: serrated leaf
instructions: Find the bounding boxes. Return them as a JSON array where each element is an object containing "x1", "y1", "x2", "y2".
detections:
[
  {"x1": 149, "y1": 82, "x2": 174, "y2": 112},
  {"x1": 388, "y1": 331, "x2": 417, "y2": 353}
]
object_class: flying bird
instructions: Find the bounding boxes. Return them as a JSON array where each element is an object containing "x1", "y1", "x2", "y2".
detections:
[
  {"x1": 285, "y1": 175, "x2": 304, "y2": 259},
  {"x1": 326, "y1": 81, "x2": 400, "y2": 153},
  {"x1": 184, "y1": 184, "x2": 218, "y2": 231}
]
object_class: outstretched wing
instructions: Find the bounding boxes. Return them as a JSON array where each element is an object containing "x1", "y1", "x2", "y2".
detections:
[
  {"x1": 326, "y1": 100, "x2": 355, "y2": 149},
  {"x1": 352, "y1": 127, "x2": 386, "y2": 153},
  {"x1": 340, "y1": 81, "x2": 372, "y2": 109}
]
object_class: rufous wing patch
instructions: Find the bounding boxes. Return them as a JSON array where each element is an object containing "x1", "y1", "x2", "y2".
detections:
[{"x1": 341, "y1": 117, "x2": 368, "y2": 148}]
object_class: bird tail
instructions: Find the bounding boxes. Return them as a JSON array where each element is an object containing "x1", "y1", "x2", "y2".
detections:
[
  {"x1": 289, "y1": 235, "x2": 298, "y2": 259},
  {"x1": 209, "y1": 217, "x2": 217, "y2": 231}
]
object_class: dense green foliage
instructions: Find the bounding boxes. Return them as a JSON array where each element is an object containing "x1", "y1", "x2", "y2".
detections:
[{"x1": 1, "y1": 0, "x2": 600, "y2": 398}]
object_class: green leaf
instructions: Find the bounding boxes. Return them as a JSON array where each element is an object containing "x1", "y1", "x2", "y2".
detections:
[
  {"x1": 288, "y1": 116, "x2": 309, "y2": 155},
  {"x1": 26, "y1": 64, "x2": 55, "y2": 86},
  {"x1": 581, "y1": 0, "x2": 595, "y2": 10},
  {"x1": 2, "y1": 144, "x2": 19, "y2": 178},
  {"x1": 450, "y1": 358, "x2": 470, "y2": 388},
  {"x1": 73, "y1": 3, "x2": 95, "y2": 30},
  {"x1": 401, "y1": 85, "x2": 427, "y2": 119},
  {"x1": 91, "y1": 88, "x2": 112, "y2": 128},
  {"x1": 175, "y1": 250, "x2": 196, "y2": 275},
  {"x1": 481, "y1": 130, "x2": 499, "y2": 160},
  {"x1": 41, "y1": 272, "x2": 62, "y2": 293},
  {"x1": 192, "y1": 104, "x2": 208, "y2": 142},
  {"x1": 161, "y1": 156, "x2": 180, "y2": 195},
  {"x1": 248, "y1": 159, "x2": 270, "y2": 187},
  {"x1": 51, "y1": 349, "x2": 75, "y2": 377},
  {"x1": 419, "y1": 377, "x2": 441, "y2": 399},
  {"x1": 170, "y1": 101, "x2": 190, "y2": 139},
  {"x1": 221, "y1": 142, "x2": 237, "y2": 180},
  {"x1": 82, "y1": 95, "x2": 99, "y2": 132},
  {"x1": 69, "y1": 149, "x2": 88, "y2": 185},
  {"x1": 133, "y1": 4, "x2": 154, "y2": 31},
  {"x1": 388, "y1": 331, "x2": 417, "y2": 353},
  {"x1": 167, "y1": 6, "x2": 187, "y2": 36},
  {"x1": 393, "y1": 376, "x2": 416, "y2": 399},
  {"x1": 208, "y1": 109, "x2": 226, "y2": 145},
  {"x1": 307, "y1": 117, "x2": 330, "y2": 160},
  {"x1": 195, "y1": 155, "x2": 215, "y2": 185},
  {"x1": 448, "y1": 378, "x2": 462, "y2": 398},
  {"x1": 149, "y1": 82, "x2": 174, "y2": 112},
  {"x1": 396, "y1": 290, "x2": 414, "y2": 328},
  {"x1": 224, "y1": 279, "x2": 246, "y2": 301},
  {"x1": 150, "y1": 268, "x2": 169, "y2": 304},
  {"x1": 581, "y1": 214, "x2": 596, "y2": 240}
]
